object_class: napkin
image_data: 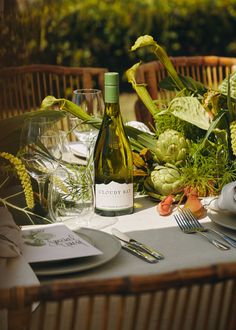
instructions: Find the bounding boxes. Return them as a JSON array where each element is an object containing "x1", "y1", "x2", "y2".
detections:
[
  {"x1": 209, "y1": 181, "x2": 236, "y2": 214},
  {"x1": 0, "y1": 207, "x2": 23, "y2": 257}
]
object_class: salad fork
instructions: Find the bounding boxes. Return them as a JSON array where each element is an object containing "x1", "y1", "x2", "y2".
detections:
[
  {"x1": 174, "y1": 211, "x2": 230, "y2": 250},
  {"x1": 181, "y1": 208, "x2": 236, "y2": 248}
]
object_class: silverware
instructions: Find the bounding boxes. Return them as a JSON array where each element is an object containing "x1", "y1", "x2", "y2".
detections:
[
  {"x1": 182, "y1": 209, "x2": 236, "y2": 248},
  {"x1": 111, "y1": 228, "x2": 164, "y2": 260},
  {"x1": 174, "y1": 211, "x2": 230, "y2": 250},
  {"x1": 118, "y1": 239, "x2": 159, "y2": 263}
]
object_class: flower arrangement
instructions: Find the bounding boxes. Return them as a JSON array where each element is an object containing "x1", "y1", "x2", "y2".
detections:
[
  {"x1": 0, "y1": 152, "x2": 34, "y2": 209},
  {"x1": 125, "y1": 35, "x2": 236, "y2": 201},
  {"x1": 0, "y1": 110, "x2": 64, "y2": 224},
  {"x1": 40, "y1": 35, "x2": 236, "y2": 210},
  {"x1": 1, "y1": 35, "x2": 236, "y2": 220},
  {"x1": 0, "y1": 151, "x2": 49, "y2": 224}
]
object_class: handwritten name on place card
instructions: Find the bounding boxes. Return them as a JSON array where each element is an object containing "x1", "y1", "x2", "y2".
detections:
[{"x1": 21, "y1": 223, "x2": 102, "y2": 263}]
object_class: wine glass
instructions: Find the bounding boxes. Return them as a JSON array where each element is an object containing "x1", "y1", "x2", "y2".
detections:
[
  {"x1": 49, "y1": 165, "x2": 94, "y2": 228},
  {"x1": 49, "y1": 165, "x2": 118, "y2": 230},
  {"x1": 20, "y1": 117, "x2": 62, "y2": 214},
  {"x1": 70, "y1": 89, "x2": 103, "y2": 160}
]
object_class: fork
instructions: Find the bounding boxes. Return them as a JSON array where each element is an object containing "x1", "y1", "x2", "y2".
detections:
[
  {"x1": 181, "y1": 208, "x2": 236, "y2": 248},
  {"x1": 174, "y1": 211, "x2": 230, "y2": 250}
]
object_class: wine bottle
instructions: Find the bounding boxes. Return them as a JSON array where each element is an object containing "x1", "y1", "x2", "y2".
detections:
[{"x1": 93, "y1": 72, "x2": 134, "y2": 216}]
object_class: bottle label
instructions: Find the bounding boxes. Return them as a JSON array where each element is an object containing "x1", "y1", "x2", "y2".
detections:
[{"x1": 95, "y1": 182, "x2": 133, "y2": 210}]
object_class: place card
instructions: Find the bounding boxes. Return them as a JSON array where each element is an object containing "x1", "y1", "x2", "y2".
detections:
[{"x1": 21, "y1": 223, "x2": 102, "y2": 263}]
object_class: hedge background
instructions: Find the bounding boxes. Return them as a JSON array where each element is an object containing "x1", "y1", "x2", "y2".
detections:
[{"x1": 1, "y1": 0, "x2": 236, "y2": 91}]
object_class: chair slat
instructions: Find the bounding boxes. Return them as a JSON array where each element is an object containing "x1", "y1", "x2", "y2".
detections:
[
  {"x1": 29, "y1": 73, "x2": 36, "y2": 109},
  {"x1": 1, "y1": 232, "x2": 236, "y2": 330},
  {"x1": 213, "y1": 282, "x2": 228, "y2": 330},
  {"x1": 190, "y1": 285, "x2": 203, "y2": 330},
  {"x1": 85, "y1": 296, "x2": 94, "y2": 330},
  {"x1": 177, "y1": 287, "x2": 191, "y2": 330},
  {"x1": 225, "y1": 280, "x2": 236, "y2": 329},
  {"x1": 212, "y1": 66, "x2": 218, "y2": 89},
  {"x1": 18, "y1": 75, "x2": 24, "y2": 114},
  {"x1": 0, "y1": 64, "x2": 107, "y2": 120},
  {"x1": 141, "y1": 293, "x2": 154, "y2": 330},
  {"x1": 165, "y1": 288, "x2": 179, "y2": 330},
  {"x1": 129, "y1": 294, "x2": 140, "y2": 330},
  {"x1": 202, "y1": 284, "x2": 214, "y2": 330}
]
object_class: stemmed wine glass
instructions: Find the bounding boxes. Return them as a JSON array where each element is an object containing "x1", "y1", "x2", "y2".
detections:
[
  {"x1": 70, "y1": 89, "x2": 103, "y2": 160},
  {"x1": 49, "y1": 164, "x2": 118, "y2": 230},
  {"x1": 20, "y1": 117, "x2": 62, "y2": 214},
  {"x1": 49, "y1": 164, "x2": 94, "y2": 228}
]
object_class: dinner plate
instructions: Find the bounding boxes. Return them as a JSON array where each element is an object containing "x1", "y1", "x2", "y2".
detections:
[
  {"x1": 69, "y1": 142, "x2": 87, "y2": 158},
  {"x1": 208, "y1": 209, "x2": 236, "y2": 230},
  {"x1": 31, "y1": 228, "x2": 121, "y2": 276}
]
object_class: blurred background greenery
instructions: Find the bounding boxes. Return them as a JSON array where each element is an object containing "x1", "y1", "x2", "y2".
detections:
[{"x1": 1, "y1": 0, "x2": 236, "y2": 93}]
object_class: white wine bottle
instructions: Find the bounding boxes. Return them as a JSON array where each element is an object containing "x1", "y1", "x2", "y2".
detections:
[{"x1": 94, "y1": 72, "x2": 134, "y2": 216}]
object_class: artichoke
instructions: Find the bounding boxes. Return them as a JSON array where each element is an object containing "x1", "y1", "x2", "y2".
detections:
[
  {"x1": 155, "y1": 129, "x2": 189, "y2": 166},
  {"x1": 145, "y1": 164, "x2": 183, "y2": 198}
]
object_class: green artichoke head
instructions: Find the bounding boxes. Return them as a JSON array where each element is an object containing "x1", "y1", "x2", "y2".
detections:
[
  {"x1": 155, "y1": 129, "x2": 189, "y2": 166},
  {"x1": 148, "y1": 164, "x2": 184, "y2": 196}
]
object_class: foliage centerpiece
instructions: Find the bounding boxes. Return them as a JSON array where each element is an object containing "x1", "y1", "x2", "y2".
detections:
[
  {"x1": 126, "y1": 35, "x2": 236, "y2": 201},
  {"x1": 40, "y1": 35, "x2": 236, "y2": 204},
  {"x1": 2, "y1": 35, "x2": 236, "y2": 220}
]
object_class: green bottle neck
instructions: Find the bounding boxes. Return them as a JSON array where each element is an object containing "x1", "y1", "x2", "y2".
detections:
[{"x1": 104, "y1": 84, "x2": 119, "y2": 103}]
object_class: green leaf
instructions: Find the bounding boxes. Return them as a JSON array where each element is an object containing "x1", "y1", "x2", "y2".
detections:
[
  {"x1": 0, "y1": 110, "x2": 65, "y2": 155},
  {"x1": 218, "y1": 71, "x2": 236, "y2": 99},
  {"x1": 131, "y1": 35, "x2": 185, "y2": 91},
  {"x1": 43, "y1": 96, "x2": 158, "y2": 156},
  {"x1": 125, "y1": 125, "x2": 157, "y2": 154},
  {"x1": 167, "y1": 96, "x2": 212, "y2": 130},
  {"x1": 126, "y1": 62, "x2": 158, "y2": 117},
  {"x1": 159, "y1": 75, "x2": 207, "y2": 94},
  {"x1": 41, "y1": 96, "x2": 102, "y2": 129},
  {"x1": 197, "y1": 110, "x2": 227, "y2": 151}
]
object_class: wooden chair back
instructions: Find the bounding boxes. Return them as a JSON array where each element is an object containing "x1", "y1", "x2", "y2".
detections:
[
  {"x1": 0, "y1": 64, "x2": 108, "y2": 120},
  {"x1": 135, "y1": 56, "x2": 236, "y2": 125},
  {"x1": 1, "y1": 262, "x2": 236, "y2": 330}
]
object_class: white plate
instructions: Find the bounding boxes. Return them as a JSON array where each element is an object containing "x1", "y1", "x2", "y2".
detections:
[
  {"x1": 208, "y1": 209, "x2": 236, "y2": 230},
  {"x1": 31, "y1": 228, "x2": 121, "y2": 276},
  {"x1": 69, "y1": 142, "x2": 87, "y2": 158}
]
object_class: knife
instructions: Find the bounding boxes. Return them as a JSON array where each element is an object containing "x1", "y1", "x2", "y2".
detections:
[
  {"x1": 118, "y1": 240, "x2": 159, "y2": 263},
  {"x1": 207, "y1": 228, "x2": 236, "y2": 248},
  {"x1": 111, "y1": 228, "x2": 164, "y2": 260}
]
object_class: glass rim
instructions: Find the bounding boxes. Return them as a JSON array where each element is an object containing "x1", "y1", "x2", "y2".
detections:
[
  {"x1": 73, "y1": 88, "x2": 102, "y2": 95},
  {"x1": 22, "y1": 118, "x2": 59, "y2": 128}
]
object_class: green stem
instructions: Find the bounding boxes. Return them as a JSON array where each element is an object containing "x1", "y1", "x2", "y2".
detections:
[
  {"x1": 37, "y1": 177, "x2": 46, "y2": 207},
  {"x1": 0, "y1": 177, "x2": 9, "y2": 189},
  {"x1": 153, "y1": 44, "x2": 185, "y2": 91},
  {"x1": 0, "y1": 198, "x2": 52, "y2": 224},
  {"x1": 4, "y1": 190, "x2": 25, "y2": 201}
]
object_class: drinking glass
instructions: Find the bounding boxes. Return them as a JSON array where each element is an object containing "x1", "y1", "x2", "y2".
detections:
[
  {"x1": 70, "y1": 89, "x2": 103, "y2": 159},
  {"x1": 59, "y1": 130, "x2": 74, "y2": 163},
  {"x1": 20, "y1": 118, "x2": 62, "y2": 213},
  {"x1": 49, "y1": 165, "x2": 118, "y2": 230},
  {"x1": 49, "y1": 165, "x2": 94, "y2": 229}
]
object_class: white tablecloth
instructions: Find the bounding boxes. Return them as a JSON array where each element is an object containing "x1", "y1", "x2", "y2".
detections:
[
  {"x1": 1, "y1": 197, "x2": 236, "y2": 285},
  {"x1": 41, "y1": 197, "x2": 236, "y2": 282},
  {"x1": 66, "y1": 199, "x2": 236, "y2": 278}
]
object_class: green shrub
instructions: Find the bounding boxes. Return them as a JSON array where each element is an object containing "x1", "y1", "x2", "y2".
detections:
[{"x1": 1, "y1": 0, "x2": 236, "y2": 91}]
